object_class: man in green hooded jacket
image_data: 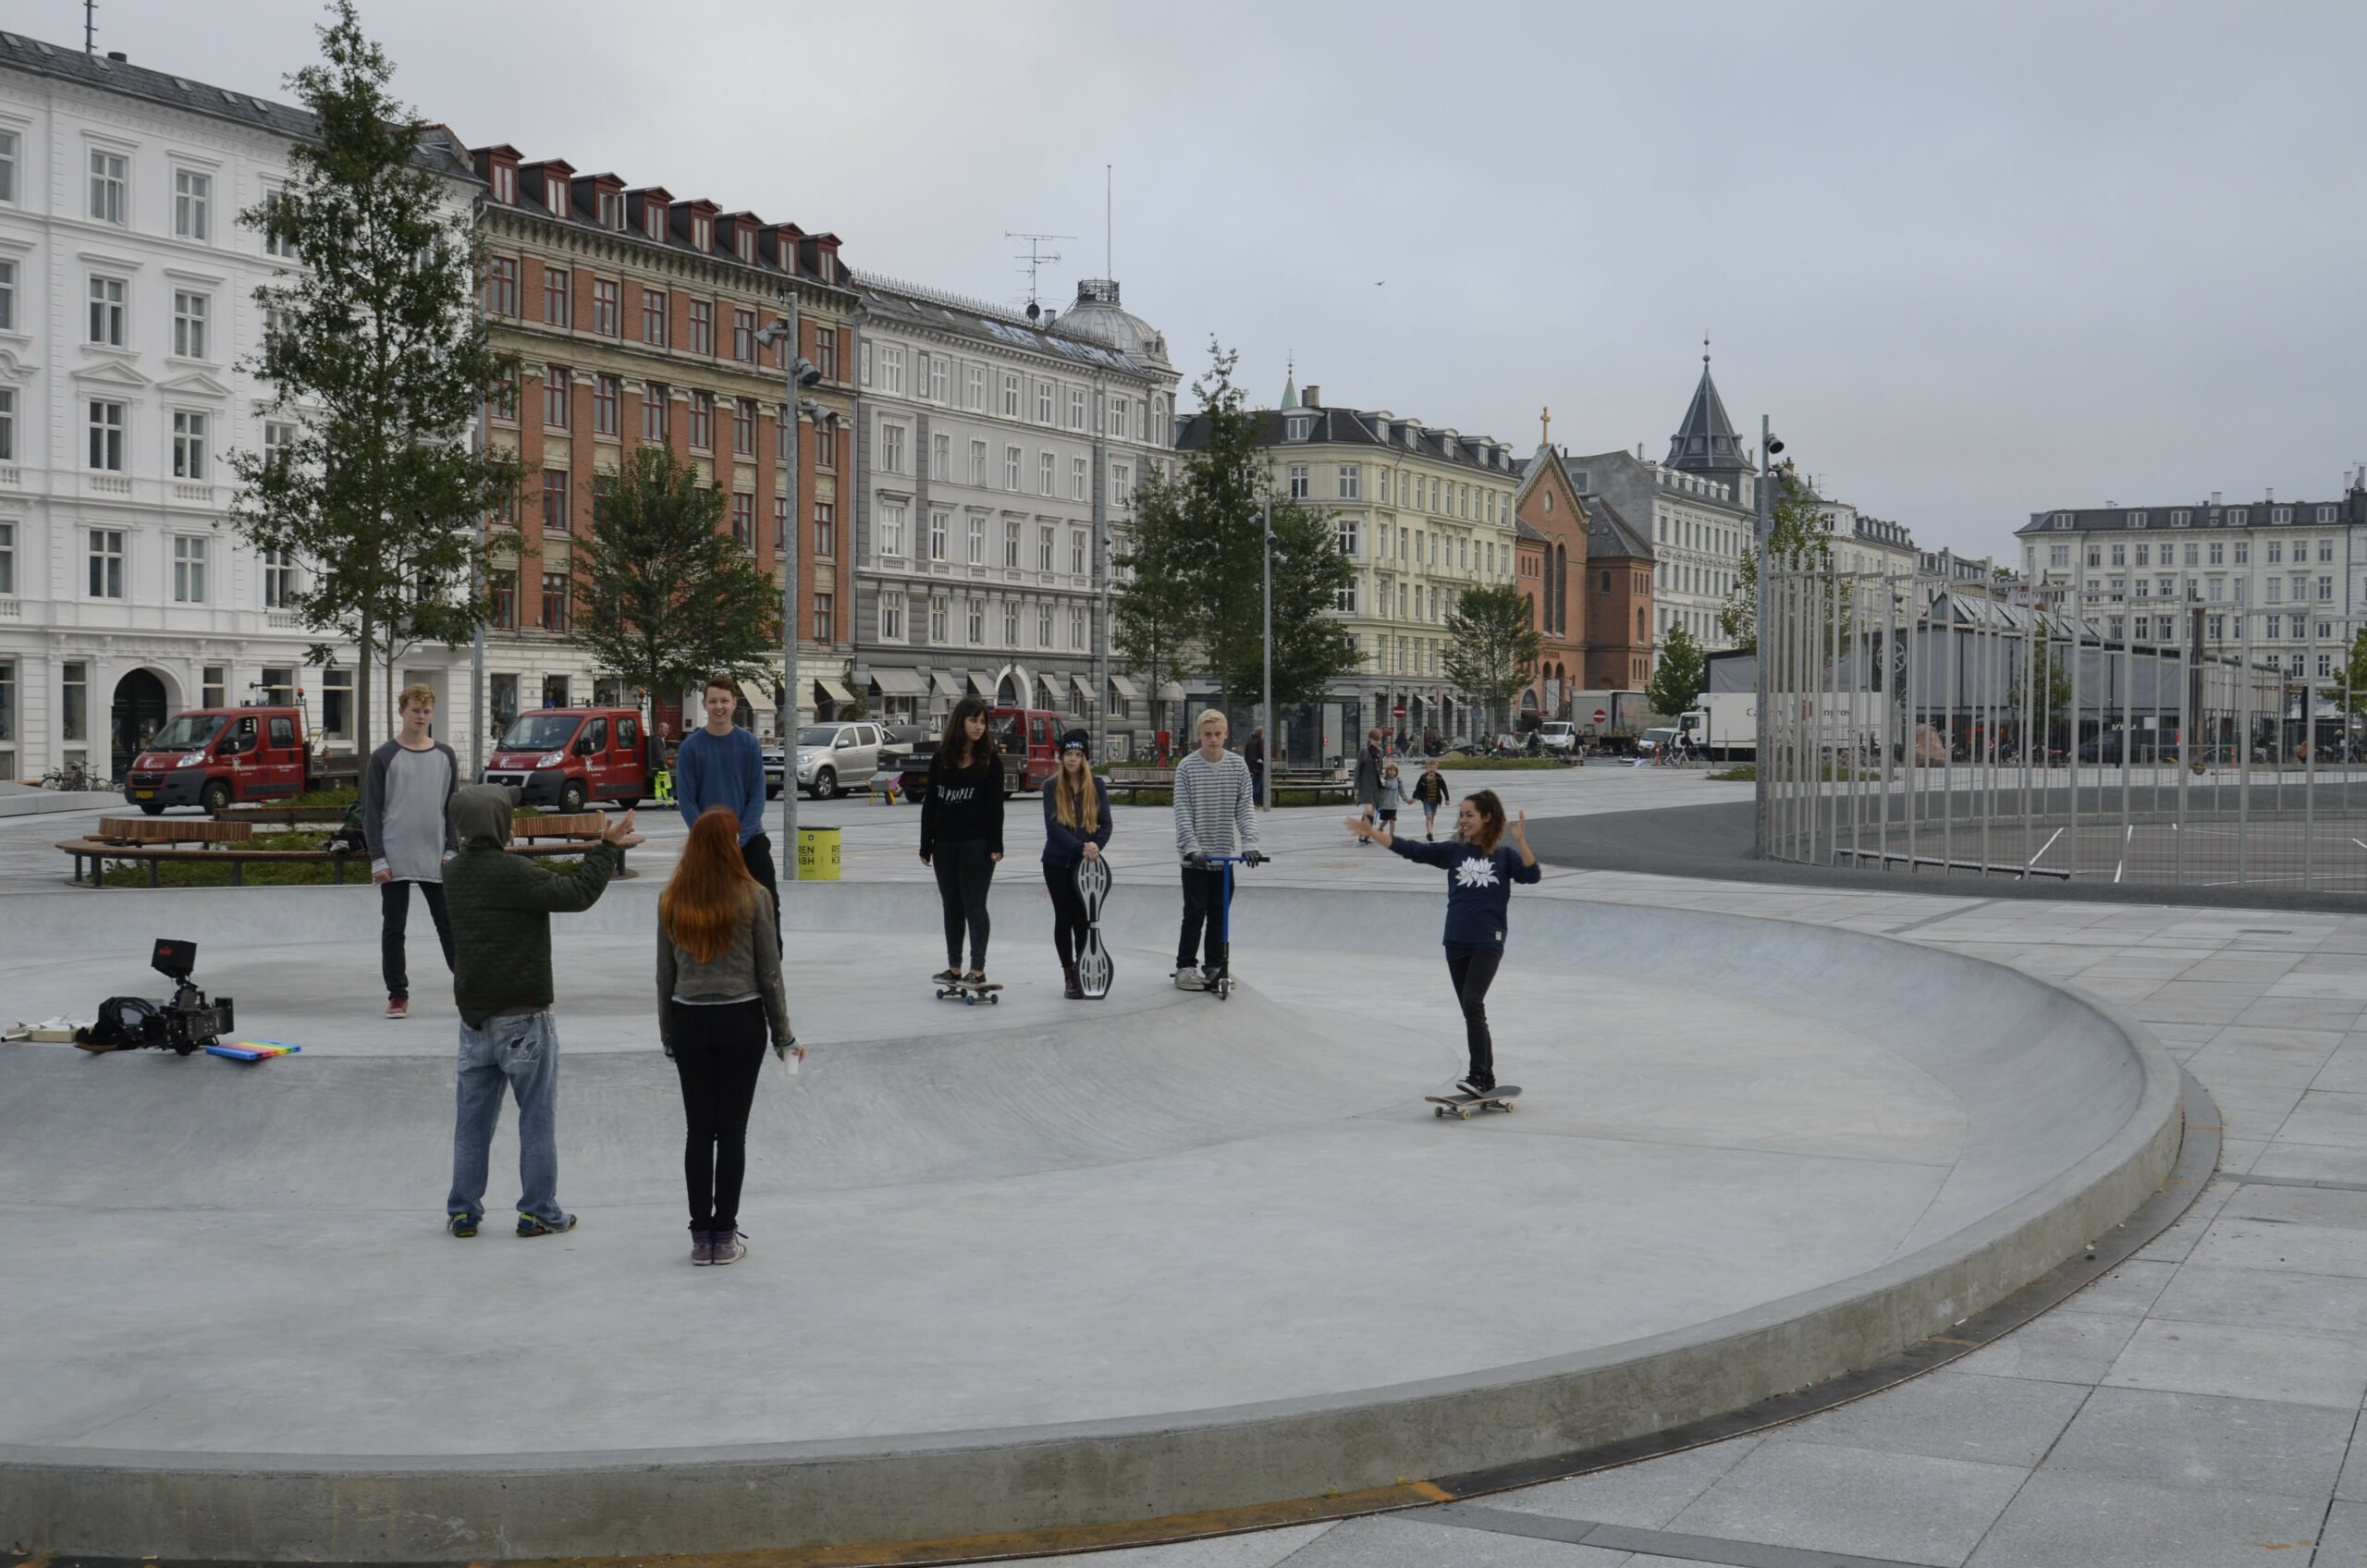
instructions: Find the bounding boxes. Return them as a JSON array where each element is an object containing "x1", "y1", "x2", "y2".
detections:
[{"x1": 441, "y1": 784, "x2": 642, "y2": 1238}]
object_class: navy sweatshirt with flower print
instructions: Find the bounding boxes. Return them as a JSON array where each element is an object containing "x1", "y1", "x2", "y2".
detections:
[{"x1": 1386, "y1": 836, "x2": 1540, "y2": 954}]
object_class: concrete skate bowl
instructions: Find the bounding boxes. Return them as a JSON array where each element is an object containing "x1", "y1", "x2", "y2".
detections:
[{"x1": 0, "y1": 879, "x2": 2181, "y2": 1562}]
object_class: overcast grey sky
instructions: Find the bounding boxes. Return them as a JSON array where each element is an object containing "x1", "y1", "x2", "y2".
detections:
[{"x1": 33, "y1": 0, "x2": 2366, "y2": 555}]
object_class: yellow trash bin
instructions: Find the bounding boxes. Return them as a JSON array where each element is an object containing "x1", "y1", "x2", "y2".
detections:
[{"x1": 796, "y1": 825, "x2": 841, "y2": 881}]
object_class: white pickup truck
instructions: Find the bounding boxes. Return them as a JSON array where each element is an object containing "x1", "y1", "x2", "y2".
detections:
[{"x1": 1536, "y1": 720, "x2": 1579, "y2": 753}]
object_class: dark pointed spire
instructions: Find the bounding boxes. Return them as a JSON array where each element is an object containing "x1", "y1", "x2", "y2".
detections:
[{"x1": 1666, "y1": 343, "x2": 1747, "y2": 477}]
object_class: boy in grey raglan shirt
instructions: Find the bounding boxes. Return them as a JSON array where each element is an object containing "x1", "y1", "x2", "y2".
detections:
[
  {"x1": 1171, "y1": 708, "x2": 1260, "y2": 988},
  {"x1": 363, "y1": 683, "x2": 460, "y2": 1019}
]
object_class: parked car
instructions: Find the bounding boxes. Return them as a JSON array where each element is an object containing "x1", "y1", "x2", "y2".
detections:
[
  {"x1": 122, "y1": 704, "x2": 355, "y2": 815},
  {"x1": 780, "y1": 720, "x2": 889, "y2": 800},
  {"x1": 482, "y1": 706, "x2": 656, "y2": 812},
  {"x1": 1636, "y1": 725, "x2": 1680, "y2": 758}
]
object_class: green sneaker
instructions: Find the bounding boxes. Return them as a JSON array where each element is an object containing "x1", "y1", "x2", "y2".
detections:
[
  {"x1": 447, "y1": 1214, "x2": 478, "y2": 1238},
  {"x1": 516, "y1": 1212, "x2": 577, "y2": 1238}
]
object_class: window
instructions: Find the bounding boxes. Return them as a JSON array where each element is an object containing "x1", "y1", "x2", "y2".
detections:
[
  {"x1": 2269, "y1": 540, "x2": 2284, "y2": 564},
  {"x1": 643, "y1": 383, "x2": 669, "y2": 443},
  {"x1": 263, "y1": 547, "x2": 298, "y2": 608},
  {"x1": 88, "y1": 530, "x2": 124, "y2": 597},
  {"x1": 62, "y1": 661, "x2": 88, "y2": 743},
  {"x1": 2209, "y1": 542, "x2": 2224, "y2": 565},
  {"x1": 931, "y1": 433, "x2": 950, "y2": 481},
  {"x1": 2268, "y1": 578, "x2": 2284, "y2": 603},
  {"x1": 1070, "y1": 387, "x2": 1086, "y2": 430},
  {"x1": 970, "y1": 440, "x2": 987, "y2": 485},
  {"x1": 1336, "y1": 577, "x2": 1359, "y2": 614},
  {"x1": 2110, "y1": 544, "x2": 2126, "y2": 567},
  {"x1": 2321, "y1": 539, "x2": 2336, "y2": 563},
  {"x1": 880, "y1": 421, "x2": 907, "y2": 473},
  {"x1": 966, "y1": 364, "x2": 986, "y2": 410},
  {"x1": 929, "y1": 510, "x2": 949, "y2": 561},
  {"x1": 2049, "y1": 545, "x2": 2069, "y2": 568},
  {"x1": 878, "y1": 345, "x2": 905, "y2": 395},
  {"x1": 814, "y1": 502, "x2": 836, "y2": 557},
  {"x1": 0, "y1": 521, "x2": 10, "y2": 593},
  {"x1": 1290, "y1": 464, "x2": 1310, "y2": 500},
  {"x1": 588, "y1": 277, "x2": 619, "y2": 337},
  {"x1": 688, "y1": 300, "x2": 714, "y2": 356},
  {"x1": 773, "y1": 495, "x2": 790, "y2": 550},
  {"x1": 1038, "y1": 603, "x2": 1055, "y2": 646},
  {"x1": 732, "y1": 398, "x2": 754, "y2": 456},
  {"x1": 2322, "y1": 575, "x2": 2336, "y2": 602},
  {"x1": 171, "y1": 410, "x2": 208, "y2": 479},
  {"x1": 540, "y1": 263, "x2": 571, "y2": 326},
  {"x1": 813, "y1": 592, "x2": 834, "y2": 643},
  {"x1": 1005, "y1": 601, "x2": 1023, "y2": 643},
  {"x1": 87, "y1": 400, "x2": 125, "y2": 471},
  {"x1": 593, "y1": 374, "x2": 619, "y2": 436},
  {"x1": 484, "y1": 255, "x2": 521, "y2": 317},
  {"x1": 2134, "y1": 543, "x2": 2150, "y2": 567},
  {"x1": 730, "y1": 492, "x2": 754, "y2": 549},
  {"x1": 0, "y1": 386, "x2": 16, "y2": 461},
  {"x1": 89, "y1": 149, "x2": 127, "y2": 224},
  {"x1": 642, "y1": 288, "x2": 668, "y2": 345},
  {"x1": 1110, "y1": 398, "x2": 1130, "y2": 440},
  {"x1": 88, "y1": 276, "x2": 125, "y2": 346},
  {"x1": 0, "y1": 129, "x2": 15, "y2": 204},
  {"x1": 968, "y1": 516, "x2": 985, "y2": 565},
  {"x1": 1072, "y1": 530, "x2": 1087, "y2": 575},
  {"x1": 1005, "y1": 446, "x2": 1023, "y2": 491},
  {"x1": 173, "y1": 168, "x2": 211, "y2": 240},
  {"x1": 171, "y1": 536, "x2": 207, "y2": 603},
  {"x1": 1004, "y1": 519, "x2": 1022, "y2": 567},
  {"x1": 860, "y1": 341, "x2": 872, "y2": 386},
  {"x1": 1338, "y1": 516, "x2": 1359, "y2": 556},
  {"x1": 1339, "y1": 465, "x2": 1361, "y2": 501},
  {"x1": 1039, "y1": 450, "x2": 1056, "y2": 496},
  {"x1": 880, "y1": 591, "x2": 906, "y2": 641},
  {"x1": 1036, "y1": 380, "x2": 1055, "y2": 423},
  {"x1": 542, "y1": 469, "x2": 570, "y2": 533},
  {"x1": 172, "y1": 290, "x2": 209, "y2": 358},
  {"x1": 0, "y1": 257, "x2": 14, "y2": 332},
  {"x1": 2182, "y1": 542, "x2": 2198, "y2": 567},
  {"x1": 930, "y1": 595, "x2": 949, "y2": 641},
  {"x1": 928, "y1": 355, "x2": 948, "y2": 402},
  {"x1": 879, "y1": 502, "x2": 906, "y2": 558},
  {"x1": 1038, "y1": 524, "x2": 1055, "y2": 570},
  {"x1": 689, "y1": 391, "x2": 714, "y2": 449},
  {"x1": 968, "y1": 598, "x2": 985, "y2": 643},
  {"x1": 541, "y1": 365, "x2": 570, "y2": 428},
  {"x1": 1072, "y1": 456, "x2": 1088, "y2": 500},
  {"x1": 1001, "y1": 373, "x2": 1022, "y2": 418},
  {"x1": 2229, "y1": 508, "x2": 2249, "y2": 525},
  {"x1": 733, "y1": 308, "x2": 756, "y2": 361},
  {"x1": 815, "y1": 420, "x2": 837, "y2": 469},
  {"x1": 541, "y1": 571, "x2": 572, "y2": 631}
]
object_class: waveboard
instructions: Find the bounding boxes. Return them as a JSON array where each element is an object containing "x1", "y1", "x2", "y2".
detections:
[{"x1": 1075, "y1": 855, "x2": 1113, "y2": 999}]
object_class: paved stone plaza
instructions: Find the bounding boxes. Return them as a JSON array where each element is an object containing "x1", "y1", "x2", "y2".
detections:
[{"x1": 3, "y1": 766, "x2": 2364, "y2": 1565}]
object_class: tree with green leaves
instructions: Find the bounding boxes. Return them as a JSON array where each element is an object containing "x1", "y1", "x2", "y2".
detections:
[
  {"x1": 1647, "y1": 621, "x2": 1709, "y2": 717},
  {"x1": 1717, "y1": 460, "x2": 1834, "y2": 655},
  {"x1": 2010, "y1": 619, "x2": 2076, "y2": 753},
  {"x1": 230, "y1": 0, "x2": 518, "y2": 746},
  {"x1": 1441, "y1": 583, "x2": 1545, "y2": 739},
  {"x1": 1112, "y1": 470, "x2": 1199, "y2": 740},
  {"x1": 567, "y1": 445, "x2": 781, "y2": 723}
]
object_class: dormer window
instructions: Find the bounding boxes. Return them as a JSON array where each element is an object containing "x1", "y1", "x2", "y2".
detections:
[
  {"x1": 490, "y1": 164, "x2": 515, "y2": 204},
  {"x1": 2172, "y1": 509, "x2": 2190, "y2": 526},
  {"x1": 598, "y1": 191, "x2": 623, "y2": 229},
  {"x1": 545, "y1": 175, "x2": 567, "y2": 214},
  {"x1": 2128, "y1": 511, "x2": 2146, "y2": 528},
  {"x1": 692, "y1": 216, "x2": 711, "y2": 251},
  {"x1": 736, "y1": 227, "x2": 755, "y2": 264},
  {"x1": 2229, "y1": 508, "x2": 2249, "y2": 525},
  {"x1": 645, "y1": 203, "x2": 665, "y2": 241},
  {"x1": 1284, "y1": 414, "x2": 1314, "y2": 443},
  {"x1": 2051, "y1": 515, "x2": 2071, "y2": 529}
]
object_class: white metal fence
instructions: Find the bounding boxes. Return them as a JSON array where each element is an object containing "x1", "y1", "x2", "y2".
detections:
[{"x1": 1759, "y1": 568, "x2": 2367, "y2": 890}]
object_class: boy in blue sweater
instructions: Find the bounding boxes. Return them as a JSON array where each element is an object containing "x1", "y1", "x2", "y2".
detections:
[
  {"x1": 1346, "y1": 788, "x2": 1539, "y2": 1096},
  {"x1": 674, "y1": 676, "x2": 779, "y2": 949}
]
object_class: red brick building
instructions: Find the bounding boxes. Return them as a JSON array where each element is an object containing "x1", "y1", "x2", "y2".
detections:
[
  {"x1": 468, "y1": 143, "x2": 858, "y2": 741},
  {"x1": 1582, "y1": 496, "x2": 1656, "y2": 689},
  {"x1": 1511, "y1": 441, "x2": 1589, "y2": 719}
]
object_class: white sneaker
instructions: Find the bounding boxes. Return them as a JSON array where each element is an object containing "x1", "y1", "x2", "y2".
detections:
[{"x1": 1172, "y1": 969, "x2": 1207, "y2": 991}]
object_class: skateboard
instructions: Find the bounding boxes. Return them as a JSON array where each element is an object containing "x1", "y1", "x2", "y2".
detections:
[
  {"x1": 1074, "y1": 856, "x2": 1113, "y2": 999},
  {"x1": 934, "y1": 977, "x2": 1003, "y2": 1006},
  {"x1": 1425, "y1": 1085, "x2": 1523, "y2": 1120}
]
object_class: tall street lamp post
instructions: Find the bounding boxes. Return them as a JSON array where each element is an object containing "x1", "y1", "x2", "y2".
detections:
[
  {"x1": 757, "y1": 308, "x2": 827, "y2": 883},
  {"x1": 1261, "y1": 495, "x2": 1273, "y2": 806},
  {"x1": 1752, "y1": 413, "x2": 1784, "y2": 860}
]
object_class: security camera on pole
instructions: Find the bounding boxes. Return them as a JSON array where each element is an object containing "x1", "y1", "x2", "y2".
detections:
[
  {"x1": 755, "y1": 311, "x2": 828, "y2": 883},
  {"x1": 1752, "y1": 415, "x2": 1784, "y2": 859}
]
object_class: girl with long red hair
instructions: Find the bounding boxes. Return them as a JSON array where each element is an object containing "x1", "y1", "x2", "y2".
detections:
[{"x1": 657, "y1": 805, "x2": 797, "y2": 1266}]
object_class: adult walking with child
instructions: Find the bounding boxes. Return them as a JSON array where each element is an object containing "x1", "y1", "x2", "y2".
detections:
[{"x1": 658, "y1": 806, "x2": 798, "y2": 1267}]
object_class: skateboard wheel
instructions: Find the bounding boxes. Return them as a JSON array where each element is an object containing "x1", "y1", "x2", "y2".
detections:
[{"x1": 1434, "y1": 1106, "x2": 1444, "y2": 1118}]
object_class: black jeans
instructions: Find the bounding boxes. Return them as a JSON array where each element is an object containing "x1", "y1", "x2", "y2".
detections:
[
  {"x1": 1249, "y1": 763, "x2": 1265, "y2": 807},
  {"x1": 932, "y1": 838, "x2": 996, "y2": 969},
  {"x1": 1447, "y1": 948, "x2": 1502, "y2": 1084},
  {"x1": 380, "y1": 878, "x2": 454, "y2": 1001},
  {"x1": 740, "y1": 832, "x2": 782, "y2": 954},
  {"x1": 1045, "y1": 860, "x2": 1089, "y2": 966},
  {"x1": 668, "y1": 998, "x2": 768, "y2": 1233},
  {"x1": 1177, "y1": 864, "x2": 1230, "y2": 971}
]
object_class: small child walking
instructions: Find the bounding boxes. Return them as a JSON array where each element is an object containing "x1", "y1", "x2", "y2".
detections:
[
  {"x1": 1346, "y1": 789, "x2": 1539, "y2": 1096},
  {"x1": 1376, "y1": 762, "x2": 1408, "y2": 838},
  {"x1": 1411, "y1": 760, "x2": 1450, "y2": 841}
]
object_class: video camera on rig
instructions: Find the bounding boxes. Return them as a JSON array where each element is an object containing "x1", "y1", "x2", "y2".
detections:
[{"x1": 79, "y1": 938, "x2": 236, "y2": 1056}]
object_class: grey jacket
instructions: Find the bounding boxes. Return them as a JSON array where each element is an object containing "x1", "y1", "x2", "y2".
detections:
[
  {"x1": 362, "y1": 738, "x2": 458, "y2": 877},
  {"x1": 656, "y1": 885, "x2": 790, "y2": 1054}
]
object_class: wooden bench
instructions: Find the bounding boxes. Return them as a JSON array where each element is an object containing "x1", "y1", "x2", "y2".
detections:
[
  {"x1": 1270, "y1": 768, "x2": 1353, "y2": 802},
  {"x1": 1104, "y1": 765, "x2": 1171, "y2": 802},
  {"x1": 60, "y1": 812, "x2": 625, "y2": 888},
  {"x1": 90, "y1": 815, "x2": 255, "y2": 847}
]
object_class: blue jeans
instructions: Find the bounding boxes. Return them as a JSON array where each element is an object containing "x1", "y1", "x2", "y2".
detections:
[{"x1": 447, "y1": 1010, "x2": 563, "y2": 1225}]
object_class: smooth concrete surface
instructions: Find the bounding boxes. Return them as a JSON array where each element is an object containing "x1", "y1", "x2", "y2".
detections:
[{"x1": 0, "y1": 877, "x2": 2179, "y2": 1561}]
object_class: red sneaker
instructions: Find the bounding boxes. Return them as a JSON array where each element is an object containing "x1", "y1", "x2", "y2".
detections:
[{"x1": 386, "y1": 996, "x2": 408, "y2": 1020}]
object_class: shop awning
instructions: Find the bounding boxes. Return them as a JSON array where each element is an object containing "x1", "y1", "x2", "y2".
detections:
[
  {"x1": 1071, "y1": 674, "x2": 1095, "y2": 705},
  {"x1": 968, "y1": 673, "x2": 997, "y2": 698},
  {"x1": 738, "y1": 685, "x2": 776, "y2": 715},
  {"x1": 816, "y1": 678, "x2": 855, "y2": 704},
  {"x1": 931, "y1": 671, "x2": 963, "y2": 698},
  {"x1": 1110, "y1": 674, "x2": 1143, "y2": 701},
  {"x1": 869, "y1": 668, "x2": 928, "y2": 698},
  {"x1": 1157, "y1": 681, "x2": 1187, "y2": 703}
]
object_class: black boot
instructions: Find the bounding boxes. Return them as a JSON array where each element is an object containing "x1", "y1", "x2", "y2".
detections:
[{"x1": 1062, "y1": 964, "x2": 1084, "y2": 999}]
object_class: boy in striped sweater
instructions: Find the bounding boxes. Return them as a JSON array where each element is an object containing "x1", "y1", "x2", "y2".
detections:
[{"x1": 1171, "y1": 709, "x2": 1262, "y2": 989}]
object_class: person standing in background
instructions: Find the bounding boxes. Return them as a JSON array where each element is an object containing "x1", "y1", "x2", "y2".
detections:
[
  {"x1": 1243, "y1": 726, "x2": 1267, "y2": 810},
  {"x1": 363, "y1": 683, "x2": 459, "y2": 1020},
  {"x1": 674, "y1": 676, "x2": 779, "y2": 951},
  {"x1": 920, "y1": 695, "x2": 1004, "y2": 987}
]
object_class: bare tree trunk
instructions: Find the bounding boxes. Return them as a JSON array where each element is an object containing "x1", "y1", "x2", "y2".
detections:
[{"x1": 357, "y1": 610, "x2": 374, "y2": 776}]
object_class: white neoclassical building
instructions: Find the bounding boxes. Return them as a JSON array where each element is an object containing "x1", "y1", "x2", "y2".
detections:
[
  {"x1": 0, "y1": 33, "x2": 480, "y2": 783},
  {"x1": 848, "y1": 274, "x2": 1177, "y2": 753}
]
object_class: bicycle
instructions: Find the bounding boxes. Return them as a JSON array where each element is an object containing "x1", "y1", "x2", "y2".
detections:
[{"x1": 43, "y1": 763, "x2": 114, "y2": 792}]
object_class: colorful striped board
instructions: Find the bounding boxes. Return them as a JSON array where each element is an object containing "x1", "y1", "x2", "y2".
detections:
[{"x1": 204, "y1": 1040, "x2": 302, "y2": 1062}]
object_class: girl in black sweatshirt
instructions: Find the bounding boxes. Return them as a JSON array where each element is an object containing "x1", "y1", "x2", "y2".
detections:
[{"x1": 919, "y1": 695, "x2": 1005, "y2": 985}]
